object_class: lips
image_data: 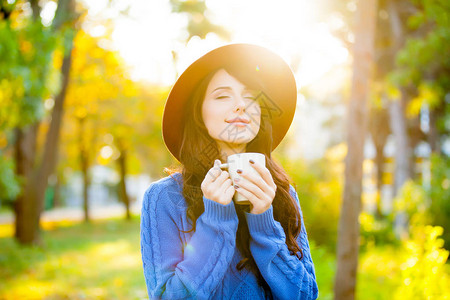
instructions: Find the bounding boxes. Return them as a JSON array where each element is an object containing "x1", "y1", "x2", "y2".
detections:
[{"x1": 226, "y1": 117, "x2": 250, "y2": 124}]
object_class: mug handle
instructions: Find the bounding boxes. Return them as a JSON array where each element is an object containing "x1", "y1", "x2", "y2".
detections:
[{"x1": 219, "y1": 163, "x2": 228, "y2": 169}]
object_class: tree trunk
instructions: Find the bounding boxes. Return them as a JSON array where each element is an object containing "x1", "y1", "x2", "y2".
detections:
[
  {"x1": 334, "y1": 1, "x2": 378, "y2": 299},
  {"x1": 117, "y1": 149, "x2": 131, "y2": 220},
  {"x1": 388, "y1": 92, "x2": 413, "y2": 195},
  {"x1": 374, "y1": 144, "x2": 384, "y2": 218},
  {"x1": 388, "y1": 90, "x2": 414, "y2": 239},
  {"x1": 79, "y1": 117, "x2": 90, "y2": 222},
  {"x1": 13, "y1": 0, "x2": 78, "y2": 245},
  {"x1": 15, "y1": 33, "x2": 75, "y2": 245},
  {"x1": 14, "y1": 124, "x2": 38, "y2": 242},
  {"x1": 53, "y1": 172, "x2": 62, "y2": 208},
  {"x1": 29, "y1": 0, "x2": 40, "y2": 20},
  {"x1": 369, "y1": 105, "x2": 390, "y2": 219},
  {"x1": 428, "y1": 106, "x2": 441, "y2": 154}
]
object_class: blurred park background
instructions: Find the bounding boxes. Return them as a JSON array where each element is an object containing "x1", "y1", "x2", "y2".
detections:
[{"x1": 0, "y1": 0, "x2": 449, "y2": 299}]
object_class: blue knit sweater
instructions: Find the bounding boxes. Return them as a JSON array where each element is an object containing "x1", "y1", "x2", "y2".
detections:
[{"x1": 140, "y1": 172, "x2": 319, "y2": 299}]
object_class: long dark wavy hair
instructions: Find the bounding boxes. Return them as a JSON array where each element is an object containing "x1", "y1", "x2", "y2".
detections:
[{"x1": 164, "y1": 65, "x2": 303, "y2": 289}]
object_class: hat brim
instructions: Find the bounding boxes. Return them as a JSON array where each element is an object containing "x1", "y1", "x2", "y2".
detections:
[{"x1": 162, "y1": 43, "x2": 297, "y2": 162}]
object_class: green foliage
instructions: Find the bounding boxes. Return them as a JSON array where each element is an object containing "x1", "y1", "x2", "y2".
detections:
[
  {"x1": 358, "y1": 179, "x2": 450, "y2": 300},
  {"x1": 390, "y1": 0, "x2": 450, "y2": 91},
  {"x1": 0, "y1": 152, "x2": 21, "y2": 202},
  {"x1": 277, "y1": 152, "x2": 342, "y2": 252},
  {"x1": 393, "y1": 180, "x2": 450, "y2": 299},
  {"x1": 393, "y1": 180, "x2": 430, "y2": 225},
  {"x1": 359, "y1": 211, "x2": 400, "y2": 251},
  {"x1": 0, "y1": 11, "x2": 60, "y2": 212},
  {"x1": 0, "y1": 18, "x2": 57, "y2": 130},
  {"x1": 394, "y1": 224, "x2": 450, "y2": 300},
  {"x1": 358, "y1": 244, "x2": 403, "y2": 300},
  {"x1": 427, "y1": 153, "x2": 450, "y2": 250}
]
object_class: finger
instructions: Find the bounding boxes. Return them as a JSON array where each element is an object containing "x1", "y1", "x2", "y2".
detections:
[
  {"x1": 238, "y1": 171, "x2": 267, "y2": 195},
  {"x1": 225, "y1": 185, "x2": 235, "y2": 199},
  {"x1": 205, "y1": 159, "x2": 222, "y2": 182},
  {"x1": 234, "y1": 184, "x2": 264, "y2": 207},
  {"x1": 248, "y1": 160, "x2": 277, "y2": 190},
  {"x1": 239, "y1": 166, "x2": 275, "y2": 197},
  {"x1": 235, "y1": 177, "x2": 266, "y2": 201},
  {"x1": 213, "y1": 170, "x2": 230, "y2": 187},
  {"x1": 220, "y1": 184, "x2": 235, "y2": 204},
  {"x1": 218, "y1": 178, "x2": 233, "y2": 196},
  {"x1": 235, "y1": 185, "x2": 272, "y2": 214}
]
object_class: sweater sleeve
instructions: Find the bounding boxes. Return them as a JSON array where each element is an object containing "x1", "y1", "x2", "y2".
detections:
[
  {"x1": 244, "y1": 186, "x2": 319, "y2": 300},
  {"x1": 140, "y1": 183, "x2": 239, "y2": 299}
]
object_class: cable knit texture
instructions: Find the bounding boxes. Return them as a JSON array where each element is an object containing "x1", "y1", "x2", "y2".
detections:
[{"x1": 140, "y1": 172, "x2": 319, "y2": 299}]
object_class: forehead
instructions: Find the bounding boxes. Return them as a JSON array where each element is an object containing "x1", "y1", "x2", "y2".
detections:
[{"x1": 205, "y1": 69, "x2": 248, "y2": 93}]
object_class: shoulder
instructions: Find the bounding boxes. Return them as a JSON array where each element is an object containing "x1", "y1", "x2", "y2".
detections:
[
  {"x1": 288, "y1": 184, "x2": 298, "y2": 201},
  {"x1": 287, "y1": 183, "x2": 303, "y2": 214},
  {"x1": 143, "y1": 172, "x2": 187, "y2": 210}
]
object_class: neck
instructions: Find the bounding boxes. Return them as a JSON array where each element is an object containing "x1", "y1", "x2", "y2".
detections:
[{"x1": 217, "y1": 141, "x2": 246, "y2": 162}]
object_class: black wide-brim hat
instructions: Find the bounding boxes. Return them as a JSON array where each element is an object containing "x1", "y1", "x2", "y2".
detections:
[{"x1": 162, "y1": 43, "x2": 297, "y2": 163}]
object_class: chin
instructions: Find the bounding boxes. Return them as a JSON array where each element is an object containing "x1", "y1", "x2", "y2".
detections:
[{"x1": 225, "y1": 136, "x2": 255, "y2": 145}]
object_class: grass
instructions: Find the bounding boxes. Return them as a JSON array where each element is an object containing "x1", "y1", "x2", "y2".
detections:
[
  {"x1": 309, "y1": 241, "x2": 335, "y2": 300},
  {"x1": 3, "y1": 215, "x2": 438, "y2": 300},
  {"x1": 0, "y1": 215, "x2": 337, "y2": 300},
  {"x1": 0, "y1": 216, "x2": 147, "y2": 300}
]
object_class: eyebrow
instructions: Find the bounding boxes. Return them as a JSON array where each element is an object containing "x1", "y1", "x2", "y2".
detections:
[
  {"x1": 210, "y1": 86, "x2": 255, "y2": 95},
  {"x1": 210, "y1": 86, "x2": 232, "y2": 94}
]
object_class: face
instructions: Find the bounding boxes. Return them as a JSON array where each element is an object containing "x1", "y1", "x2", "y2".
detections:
[{"x1": 201, "y1": 69, "x2": 261, "y2": 155}]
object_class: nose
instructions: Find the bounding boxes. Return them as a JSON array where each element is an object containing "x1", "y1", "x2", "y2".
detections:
[{"x1": 234, "y1": 95, "x2": 246, "y2": 112}]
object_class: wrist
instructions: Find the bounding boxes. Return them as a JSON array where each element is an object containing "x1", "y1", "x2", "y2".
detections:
[
  {"x1": 250, "y1": 204, "x2": 271, "y2": 215},
  {"x1": 245, "y1": 205, "x2": 279, "y2": 233},
  {"x1": 203, "y1": 196, "x2": 237, "y2": 221}
]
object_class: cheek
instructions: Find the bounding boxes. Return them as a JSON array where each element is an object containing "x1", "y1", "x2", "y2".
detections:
[
  {"x1": 202, "y1": 102, "x2": 226, "y2": 131},
  {"x1": 250, "y1": 106, "x2": 262, "y2": 131}
]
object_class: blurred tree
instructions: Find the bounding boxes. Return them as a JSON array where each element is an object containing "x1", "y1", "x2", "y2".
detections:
[
  {"x1": 0, "y1": 1, "x2": 55, "y2": 206},
  {"x1": 367, "y1": 103, "x2": 390, "y2": 218},
  {"x1": 373, "y1": 0, "x2": 450, "y2": 194},
  {"x1": 1, "y1": 0, "x2": 82, "y2": 245},
  {"x1": 100, "y1": 85, "x2": 167, "y2": 219},
  {"x1": 324, "y1": 0, "x2": 449, "y2": 238},
  {"x1": 61, "y1": 27, "x2": 174, "y2": 220},
  {"x1": 62, "y1": 28, "x2": 136, "y2": 221},
  {"x1": 134, "y1": 85, "x2": 175, "y2": 179},
  {"x1": 385, "y1": 1, "x2": 416, "y2": 197},
  {"x1": 383, "y1": 0, "x2": 450, "y2": 239},
  {"x1": 334, "y1": 1, "x2": 378, "y2": 300}
]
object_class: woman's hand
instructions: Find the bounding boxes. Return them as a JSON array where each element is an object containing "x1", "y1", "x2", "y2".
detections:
[
  {"x1": 201, "y1": 159, "x2": 235, "y2": 205},
  {"x1": 234, "y1": 159, "x2": 277, "y2": 214}
]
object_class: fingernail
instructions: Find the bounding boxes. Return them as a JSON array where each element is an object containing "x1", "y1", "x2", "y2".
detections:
[
  {"x1": 234, "y1": 185, "x2": 239, "y2": 189},
  {"x1": 249, "y1": 159, "x2": 254, "y2": 164},
  {"x1": 236, "y1": 169, "x2": 242, "y2": 174},
  {"x1": 234, "y1": 178, "x2": 240, "y2": 182}
]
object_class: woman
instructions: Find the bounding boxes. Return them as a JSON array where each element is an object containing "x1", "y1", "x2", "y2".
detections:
[{"x1": 140, "y1": 44, "x2": 319, "y2": 300}]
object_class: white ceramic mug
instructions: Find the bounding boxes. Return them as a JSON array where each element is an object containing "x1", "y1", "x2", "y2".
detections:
[{"x1": 219, "y1": 152, "x2": 266, "y2": 205}]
